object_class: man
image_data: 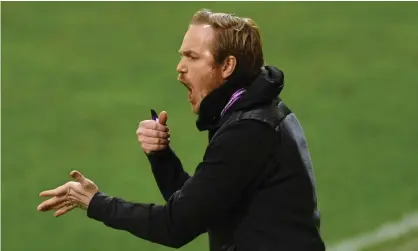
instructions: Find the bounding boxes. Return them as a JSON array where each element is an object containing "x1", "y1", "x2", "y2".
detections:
[{"x1": 37, "y1": 9, "x2": 325, "y2": 251}]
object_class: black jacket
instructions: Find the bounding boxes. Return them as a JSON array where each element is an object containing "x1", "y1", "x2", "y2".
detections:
[{"x1": 87, "y1": 66, "x2": 325, "y2": 251}]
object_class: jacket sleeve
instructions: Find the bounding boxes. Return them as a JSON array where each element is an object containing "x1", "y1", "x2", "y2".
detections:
[
  {"x1": 87, "y1": 120, "x2": 275, "y2": 248},
  {"x1": 146, "y1": 147, "x2": 190, "y2": 201}
]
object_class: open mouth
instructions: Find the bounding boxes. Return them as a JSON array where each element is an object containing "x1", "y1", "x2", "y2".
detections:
[
  {"x1": 180, "y1": 81, "x2": 191, "y2": 91},
  {"x1": 179, "y1": 80, "x2": 193, "y2": 101}
]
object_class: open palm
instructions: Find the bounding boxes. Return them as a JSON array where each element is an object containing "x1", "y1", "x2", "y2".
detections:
[{"x1": 37, "y1": 170, "x2": 99, "y2": 217}]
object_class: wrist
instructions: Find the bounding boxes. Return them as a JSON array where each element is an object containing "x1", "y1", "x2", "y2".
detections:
[{"x1": 86, "y1": 191, "x2": 112, "y2": 221}]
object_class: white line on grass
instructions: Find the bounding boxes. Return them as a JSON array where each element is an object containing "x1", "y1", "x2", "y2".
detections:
[{"x1": 327, "y1": 211, "x2": 418, "y2": 251}]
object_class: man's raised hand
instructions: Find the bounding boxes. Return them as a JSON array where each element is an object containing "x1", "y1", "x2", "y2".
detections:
[{"x1": 136, "y1": 111, "x2": 170, "y2": 154}]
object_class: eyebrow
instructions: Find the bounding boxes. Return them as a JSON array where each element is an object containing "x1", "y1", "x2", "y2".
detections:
[{"x1": 179, "y1": 49, "x2": 199, "y2": 57}]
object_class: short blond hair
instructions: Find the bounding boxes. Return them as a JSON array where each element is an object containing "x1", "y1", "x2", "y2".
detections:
[{"x1": 191, "y1": 9, "x2": 264, "y2": 78}]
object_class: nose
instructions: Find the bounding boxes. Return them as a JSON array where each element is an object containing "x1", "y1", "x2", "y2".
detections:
[{"x1": 176, "y1": 58, "x2": 187, "y2": 74}]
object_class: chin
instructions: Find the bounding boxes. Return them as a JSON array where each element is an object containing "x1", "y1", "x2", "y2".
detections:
[
  {"x1": 191, "y1": 102, "x2": 201, "y2": 114},
  {"x1": 191, "y1": 105, "x2": 199, "y2": 114}
]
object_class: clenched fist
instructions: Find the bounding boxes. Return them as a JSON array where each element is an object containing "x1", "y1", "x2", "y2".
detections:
[{"x1": 136, "y1": 111, "x2": 170, "y2": 154}]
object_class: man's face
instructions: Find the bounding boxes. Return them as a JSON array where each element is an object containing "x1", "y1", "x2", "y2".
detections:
[{"x1": 176, "y1": 24, "x2": 225, "y2": 114}]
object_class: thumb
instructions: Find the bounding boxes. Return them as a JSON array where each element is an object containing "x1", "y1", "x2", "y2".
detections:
[
  {"x1": 70, "y1": 170, "x2": 88, "y2": 186},
  {"x1": 158, "y1": 111, "x2": 168, "y2": 126}
]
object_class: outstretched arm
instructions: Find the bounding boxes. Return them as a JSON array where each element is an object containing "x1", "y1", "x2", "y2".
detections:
[{"x1": 37, "y1": 120, "x2": 275, "y2": 248}]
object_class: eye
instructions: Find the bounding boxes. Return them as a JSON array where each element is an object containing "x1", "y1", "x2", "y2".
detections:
[{"x1": 189, "y1": 55, "x2": 199, "y2": 60}]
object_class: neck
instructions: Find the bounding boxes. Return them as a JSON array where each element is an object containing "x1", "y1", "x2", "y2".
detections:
[{"x1": 196, "y1": 74, "x2": 253, "y2": 131}]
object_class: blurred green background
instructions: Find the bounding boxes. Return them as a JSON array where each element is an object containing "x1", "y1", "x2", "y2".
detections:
[{"x1": 2, "y1": 2, "x2": 418, "y2": 251}]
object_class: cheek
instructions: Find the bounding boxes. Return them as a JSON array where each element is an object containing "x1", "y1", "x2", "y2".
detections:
[
  {"x1": 188, "y1": 62, "x2": 220, "y2": 98},
  {"x1": 189, "y1": 67, "x2": 211, "y2": 90}
]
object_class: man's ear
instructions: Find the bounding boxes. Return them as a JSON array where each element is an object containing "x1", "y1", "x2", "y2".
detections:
[{"x1": 221, "y1": 55, "x2": 237, "y2": 79}]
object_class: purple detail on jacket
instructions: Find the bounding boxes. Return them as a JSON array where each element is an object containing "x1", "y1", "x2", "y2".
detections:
[{"x1": 220, "y1": 88, "x2": 246, "y2": 117}]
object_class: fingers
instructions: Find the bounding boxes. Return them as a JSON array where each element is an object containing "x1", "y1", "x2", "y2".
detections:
[
  {"x1": 139, "y1": 120, "x2": 169, "y2": 132},
  {"x1": 39, "y1": 182, "x2": 72, "y2": 197},
  {"x1": 38, "y1": 181, "x2": 83, "y2": 210},
  {"x1": 52, "y1": 200, "x2": 69, "y2": 210},
  {"x1": 139, "y1": 136, "x2": 169, "y2": 145},
  {"x1": 54, "y1": 204, "x2": 75, "y2": 217},
  {"x1": 137, "y1": 117, "x2": 171, "y2": 154},
  {"x1": 158, "y1": 111, "x2": 168, "y2": 125},
  {"x1": 37, "y1": 173, "x2": 97, "y2": 216},
  {"x1": 137, "y1": 128, "x2": 170, "y2": 139},
  {"x1": 37, "y1": 195, "x2": 68, "y2": 211},
  {"x1": 136, "y1": 127, "x2": 170, "y2": 153},
  {"x1": 137, "y1": 128, "x2": 170, "y2": 153}
]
